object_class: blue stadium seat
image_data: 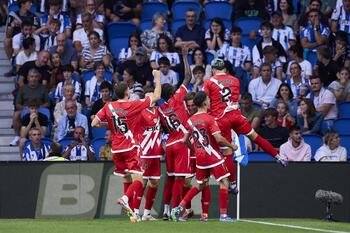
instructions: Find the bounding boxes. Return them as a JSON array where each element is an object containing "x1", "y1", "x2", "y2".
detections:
[
  {"x1": 234, "y1": 17, "x2": 263, "y2": 35},
  {"x1": 8, "y1": 3, "x2": 36, "y2": 13},
  {"x1": 107, "y1": 22, "x2": 137, "y2": 60},
  {"x1": 140, "y1": 20, "x2": 168, "y2": 31},
  {"x1": 204, "y1": 19, "x2": 232, "y2": 31},
  {"x1": 339, "y1": 101, "x2": 350, "y2": 118},
  {"x1": 333, "y1": 118, "x2": 350, "y2": 135},
  {"x1": 339, "y1": 135, "x2": 350, "y2": 159},
  {"x1": 206, "y1": 52, "x2": 214, "y2": 64},
  {"x1": 59, "y1": 137, "x2": 73, "y2": 150},
  {"x1": 241, "y1": 35, "x2": 258, "y2": 50},
  {"x1": 141, "y1": 2, "x2": 168, "y2": 20},
  {"x1": 92, "y1": 127, "x2": 106, "y2": 139},
  {"x1": 305, "y1": 50, "x2": 318, "y2": 66},
  {"x1": 248, "y1": 151, "x2": 274, "y2": 161},
  {"x1": 293, "y1": 0, "x2": 299, "y2": 14},
  {"x1": 172, "y1": 1, "x2": 201, "y2": 20},
  {"x1": 92, "y1": 138, "x2": 106, "y2": 160},
  {"x1": 204, "y1": 1, "x2": 233, "y2": 20},
  {"x1": 303, "y1": 134, "x2": 323, "y2": 159},
  {"x1": 171, "y1": 19, "x2": 186, "y2": 34}
]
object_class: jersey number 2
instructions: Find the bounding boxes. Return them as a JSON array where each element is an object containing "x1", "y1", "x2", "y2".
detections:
[{"x1": 221, "y1": 87, "x2": 232, "y2": 103}]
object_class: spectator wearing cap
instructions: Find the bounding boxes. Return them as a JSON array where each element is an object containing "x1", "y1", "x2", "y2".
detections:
[
  {"x1": 174, "y1": 8, "x2": 206, "y2": 50},
  {"x1": 271, "y1": 11, "x2": 296, "y2": 52},
  {"x1": 73, "y1": 12, "x2": 104, "y2": 53},
  {"x1": 279, "y1": 126, "x2": 312, "y2": 161},
  {"x1": 36, "y1": 0, "x2": 72, "y2": 39},
  {"x1": 253, "y1": 45, "x2": 283, "y2": 80},
  {"x1": 306, "y1": 76, "x2": 338, "y2": 130},
  {"x1": 252, "y1": 21, "x2": 287, "y2": 70},
  {"x1": 120, "y1": 47, "x2": 153, "y2": 87},
  {"x1": 140, "y1": 13, "x2": 173, "y2": 52},
  {"x1": 300, "y1": 9, "x2": 330, "y2": 53},
  {"x1": 248, "y1": 63, "x2": 282, "y2": 107},
  {"x1": 56, "y1": 100, "x2": 89, "y2": 141},
  {"x1": 49, "y1": 33, "x2": 78, "y2": 70}
]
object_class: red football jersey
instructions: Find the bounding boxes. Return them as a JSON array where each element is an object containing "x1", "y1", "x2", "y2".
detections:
[
  {"x1": 137, "y1": 107, "x2": 163, "y2": 158},
  {"x1": 203, "y1": 73, "x2": 240, "y2": 118},
  {"x1": 96, "y1": 97, "x2": 152, "y2": 153},
  {"x1": 187, "y1": 112, "x2": 225, "y2": 169},
  {"x1": 159, "y1": 85, "x2": 190, "y2": 146}
]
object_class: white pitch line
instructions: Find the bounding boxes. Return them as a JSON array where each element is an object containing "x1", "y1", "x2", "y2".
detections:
[{"x1": 240, "y1": 219, "x2": 350, "y2": 233}]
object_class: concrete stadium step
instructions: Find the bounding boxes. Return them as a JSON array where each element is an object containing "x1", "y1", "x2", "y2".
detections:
[
  {"x1": 0, "y1": 146, "x2": 18, "y2": 153},
  {"x1": 0, "y1": 117, "x2": 12, "y2": 127},
  {"x1": 0, "y1": 128, "x2": 14, "y2": 135},
  {"x1": 0, "y1": 101, "x2": 13, "y2": 110},
  {"x1": 0, "y1": 110, "x2": 13, "y2": 117},
  {"x1": 0, "y1": 59, "x2": 10, "y2": 66},
  {"x1": 0, "y1": 151, "x2": 20, "y2": 161},
  {"x1": 0, "y1": 136, "x2": 15, "y2": 146},
  {"x1": 0, "y1": 93, "x2": 14, "y2": 101},
  {"x1": 0, "y1": 53, "x2": 8, "y2": 60},
  {"x1": 0, "y1": 82, "x2": 15, "y2": 94}
]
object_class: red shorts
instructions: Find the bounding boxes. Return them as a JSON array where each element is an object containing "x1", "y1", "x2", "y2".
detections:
[
  {"x1": 112, "y1": 147, "x2": 142, "y2": 177},
  {"x1": 217, "y1": 109, "x2": 253, "y2": 142},
  {"x1": 140, "y1": 157, "x2": 161, "y2": 179},
  {"x1": 196, "y1": 162, "x2": 230, "y2": 184},
  {"x1": 166, "y1": 142, "x2": 191, "y2": 176}
]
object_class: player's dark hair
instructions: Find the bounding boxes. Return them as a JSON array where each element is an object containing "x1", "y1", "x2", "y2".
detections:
[
  {"x1": 184, "y1": 92, "x2": 195, "y2": 102},
  {"x1": 114, "y1": 82, "x2": 129, "y2": 99},
  {"x1": 193, "y1": 91, "x2": 207, "y2": 107},
  {"x1": 241, "y1": 92, "x2": 253, "y2": 101},
  {"x1": 99, "y1": 81, "x2": 112, "y2": 92},
  {"x1": 161, "y1": 83, "x2": 175, "y2": 101}
]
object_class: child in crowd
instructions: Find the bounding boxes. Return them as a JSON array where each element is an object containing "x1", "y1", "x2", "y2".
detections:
[{"x1": 55, "y1": 64, "x2": 81, "y2": 103}]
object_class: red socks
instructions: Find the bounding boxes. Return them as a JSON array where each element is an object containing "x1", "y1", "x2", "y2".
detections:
[
  {"x1": 132, "y1": 186, "x2": 145, "y2": 211},
  {"x1": 180, "y1": 186, "x2": 200, "y2": 208},
  {"x1": 125, "y1": 180, "x2": 143, "y2": 201},
  {"x1": 145, "y1": 186, "x2": 158, "y2": 210},
  {"x1": 219, "y1": 188, "x2": 228, "y2": 215},
  {"x1": 163, "y1": 176, "x2": 174, "y2": 205},
  {"x1": 172, "y1": 178, "x2": 184, "y2": 207},
  {"x1": 224, "y1": 155, "x2": 236, "y2": 183},
  {"x1": 201, "y1": 185, "x2": 211, "y2": 214},
  {"x1": 123, "y1": 182, "x2": 131, "y2": 194},
  {"x1": 183, "y1": 186, "x2": 191, "y2": 209},
  {"x1": 253, "y1": 135, "x2": 278, "y2": 157}
]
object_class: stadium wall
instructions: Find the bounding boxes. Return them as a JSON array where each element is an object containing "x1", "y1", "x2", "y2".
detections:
[{"x1": 0, "y1": 162, "x2": 349, "y2": 221}]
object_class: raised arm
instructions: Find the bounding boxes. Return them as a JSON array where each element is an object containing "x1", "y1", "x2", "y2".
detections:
[
  {"x1": 182, "y1": 47, "x2": 191, "y2": 87},
  {"x1": 150, "y1": 70, "x2": 161, "y2": 106}
]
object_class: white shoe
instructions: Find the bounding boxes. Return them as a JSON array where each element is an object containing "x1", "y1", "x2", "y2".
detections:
[
  {"x1": 9, "y1": 136, "x2": 19, "y2": 146},
  {"x1": 142, "y1": 214, "x2": 157, "y2": 221}
]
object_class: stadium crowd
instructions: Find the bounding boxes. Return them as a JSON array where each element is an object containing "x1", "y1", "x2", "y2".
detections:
[{"x1": 1, "y1": 0, "x2": 349, "y2": 161}]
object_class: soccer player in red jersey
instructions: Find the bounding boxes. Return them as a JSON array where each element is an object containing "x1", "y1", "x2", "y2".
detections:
[
  {"x1": 203, "y1": 59, "x2": 287, "y2": 192},
  {"x1": 91, "y1": 70, "x2": 161, "y2": 222},
  {"x1": 171, "y1": 91, "x2": 238, "y2": 222},
  {"x1": 131, "y1": 88, "x2": 163, "y2": 221},
  {"x1": 159, "y1": 47, "x2": 192, "y2": 220}
]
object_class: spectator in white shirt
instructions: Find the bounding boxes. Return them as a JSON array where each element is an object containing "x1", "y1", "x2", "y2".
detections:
[
  {"x1": 158, "y1": 57, "x2": 178, "y2": 87},
  {"x1": 16, "y1": 37, "x2": 37, "y2": 72},
  {"x1": 315, "y1": 132, "x2": 347, "y2": 162},
  {"x1": 13, "y1": 20, "x2": 40, "y2": 56},
  {"x1": 76, "y1": 0, "x2": 104, "y2": 29},
  {"x1": 248, "y1": 63, "x2": 282, "y2": 107},
  {"x1": 306, "y1": 76, "x2": 338, "y2": 130},
  {"x1": 286, "y1": 44, "x2": 313, "y2": 79}
]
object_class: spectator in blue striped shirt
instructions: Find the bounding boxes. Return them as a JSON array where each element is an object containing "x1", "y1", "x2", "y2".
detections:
[
  {"x1": 331, "y1": 0, "x2": 350, "y2": 34},
  {"x1": 22, "y1": 128, "x2": 50, "y2": 161},
  {"x1": 300, "y1": 9, "x2": 330, "y2": 52}
]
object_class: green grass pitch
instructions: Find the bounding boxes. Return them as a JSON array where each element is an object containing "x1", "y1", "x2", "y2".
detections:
[{"x1": 0, "y1": 218, "x2": 350, "y2": 233}]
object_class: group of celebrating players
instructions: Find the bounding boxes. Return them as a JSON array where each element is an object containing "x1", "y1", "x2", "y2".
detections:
[{"x1": 91, "y1": 57, "x2": 287, "y2": 223}]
